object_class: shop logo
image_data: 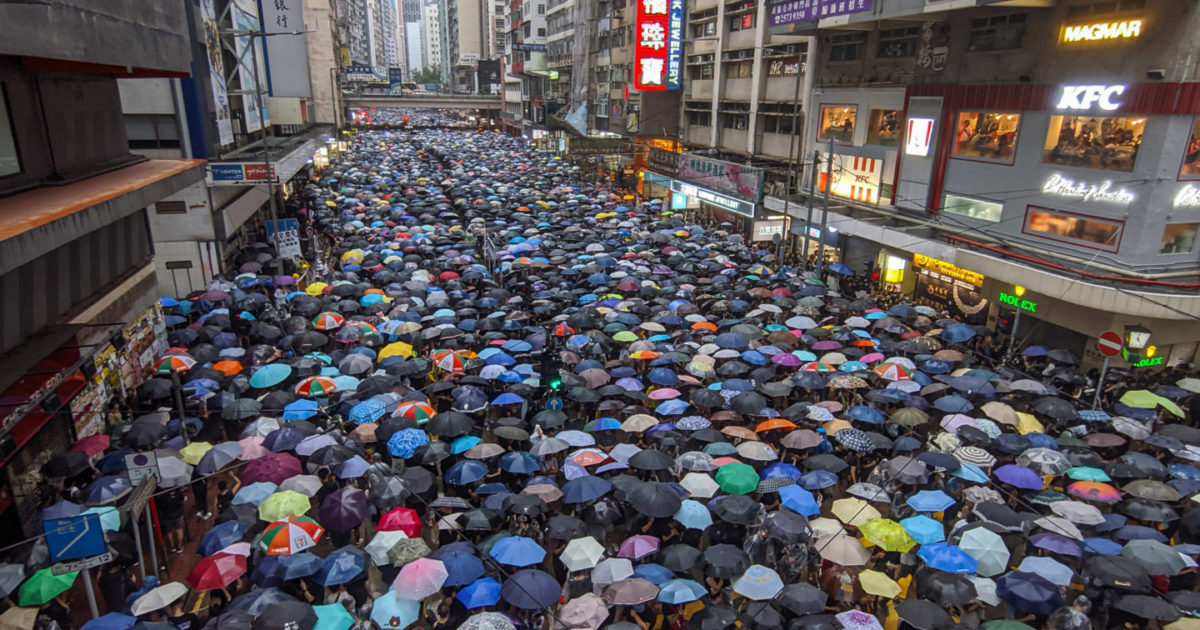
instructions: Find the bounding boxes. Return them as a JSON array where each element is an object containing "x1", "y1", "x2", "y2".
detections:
[
  {"x1": 1055, "y1": 84, "x2": 1125, "y2": 111},
  {"x1": 1042, "y1": 174, "x2": 1135, "y2": 204},
  {"x1": 1062, "y1": 19, "x2": 1142, "y2": 43}
]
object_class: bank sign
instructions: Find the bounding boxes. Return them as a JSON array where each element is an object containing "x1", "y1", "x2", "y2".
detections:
[
  {"x1": 634, "y1": 0, "x2": 684, "y2": 90},
  {"x1": 677, "y1": 155, "x2": 764, "y2": 201}
]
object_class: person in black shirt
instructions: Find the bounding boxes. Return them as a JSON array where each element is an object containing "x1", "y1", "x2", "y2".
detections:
[
  {"x1": 157, "y1": 489, "x2": 186, "y2": 553},
  {"x1": 99, "y1": 563, "x2": 135, "y2": 614}
]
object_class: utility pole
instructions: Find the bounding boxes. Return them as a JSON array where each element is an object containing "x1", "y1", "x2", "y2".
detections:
[
  {"x1": 817, "y1": 137, "x2": 833, "y2": 277},
  {"x1": 802, "y1": 151, "x2": 817, "y2": 266}
]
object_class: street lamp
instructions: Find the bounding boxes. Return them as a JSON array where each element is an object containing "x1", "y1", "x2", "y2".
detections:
[{"x1": 1005, "y1": 285, "x2": 1026, "y2": 359}]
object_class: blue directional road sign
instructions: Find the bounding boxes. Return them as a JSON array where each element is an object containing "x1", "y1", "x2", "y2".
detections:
[
  {"x1": 44, "y1": 514, "x2": 107, "y2": 563},
  {"x1": 545, "y1": 397, "x2": 564, "y2": 411}
]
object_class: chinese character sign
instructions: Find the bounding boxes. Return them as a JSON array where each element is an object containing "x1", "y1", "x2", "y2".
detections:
[
  {"x1": 635, "y1": 0, "x2": 672, "y2": 90},
  {"x1": 666, "y1": 0, "x2": 685, "y2": 89},
  {"x1": 768, "y1": 0, "x2": 872, "y2": 27}
]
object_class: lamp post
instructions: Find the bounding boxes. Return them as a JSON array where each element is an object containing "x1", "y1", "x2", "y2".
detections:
[{"x1": 1005, "y1": 285, "x2": 1026, "y2": 360}]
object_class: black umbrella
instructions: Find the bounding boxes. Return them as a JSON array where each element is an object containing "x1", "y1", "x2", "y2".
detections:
[
  {"x1": 729, "y1": 391, "x2": 767, "y2": 415},
  {"x1": 368, "y1": 476, "x2": 411, "y2": 511},
  {"x1": 740, "y1": 602, "x2": 784, "y2": 630},
  {"x1": 687, "y1": 606, "x2": 738, "y2": 630},
  {"x1": 702, "y1": 544, "x2": 750, "y2": 579},
  {"x1": 583, "y1": 498, "x2": 624, "y2": 526},
  {"x1": 627, "y1": 482, "x2": 682, "y2": 518},
  {"x1": 1120, "y1": 498, "x2": 1179, "y2": 523},
  {"x1": 1082, "y1": 555, "x2": 1151, "y2": 592},
  {"x1": 398, "y1": 466, "x2": 436, "y2": 498},
  {"x1": 251, "y1": 600, "x2": 317, "y2": 630},
  {"x1": 1033, "y1": 397, "x2": 1079, "y2": 423},
  {"x1": 138, "y1": 378, "x2": 174, "y2": 400},
  {"x1": 803, "y1": 454, "x2": 849, "y2": 474},
  {"x1": 41, "y1": 452, "x2": 90, "y2": 478},
  {"x1": 203, "y1": 610, "x2": 255, "y2": 630},
  {"x1": 122, "y1": 421, "x2": 166, "y2": 448},
  {"x1": 1113, "y1": 594, "x2": 1180, "y2": 621},
  {"x1": 690, "y1": 388, "x2": 725, "y2": 408},
  {"x1": 915, "y1": 568, "x2": 977, "y2": 606},
  {"x1": 787, "y1": 615, "x2": 836, "y2": 630},
  {"x1": 774, "y1": 582, "x2": 827, "y2": 616},
  {"x1": 659, "y1": 544, "x2": 702, "y2": 572},
  {"x1": 222, "y1": 398, "x2": 262, "y2": 421},
  {"x1": 894, "y1": 600, "x2": 953, "y2": 629},
  {"x1": 628, "y1": 449, "x2": 674, "y2": 471},
  {"x1": 546, "y1": 515, "x2": 586, "y2": 540},
  {"x1": 427, "y1": 411, "x2": 474, "y2": 437},
  {"x1": 762, "y1": 510, "x2": 811, "y2": 543}
]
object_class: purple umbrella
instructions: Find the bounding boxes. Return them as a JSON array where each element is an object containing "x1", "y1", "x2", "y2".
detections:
[
  {"x1": 771, "y1": 354, "x2": 802, "y2": 367},
  {"x1": 994, "y1": 464, "x2": 1045, "y2": 490},
  {"x1": 274, "y1": 275, "x2": 297, "y2": 286},
  {"x1": 1029, "y1": 532, "x2": 1083, "y2": 556},
  {"x1": 319, "y1": 487, "x2": 369, "y2": 533},
  {"x1": 811, "y1": 340, "x2": 843, "y2": 351}
]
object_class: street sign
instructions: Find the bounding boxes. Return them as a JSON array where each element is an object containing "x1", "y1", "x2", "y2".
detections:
[
  {"x1": 545, "y1": 397, "x2": 563, "y2": 411},
  {"x1": 52, "y1": 551, "x2": 115, "y2": 576},
  {"x1": 124, "y1": 476, "x2": 158, "y2": 520},
  {"x1": 125, "y1": 451, "x2": 160, "y2": 485},
  {"x1": 1097, "y1": 330, "x2": 1123, "y2": 357},
  {"x1": 44, "y1": 514, "x2": 107, "y2": 562},
  {"x1": 267, "y1": 219, "x2": 302, "y2": 257}
]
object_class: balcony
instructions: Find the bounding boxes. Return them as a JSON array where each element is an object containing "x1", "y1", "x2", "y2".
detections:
[
  {"x1": 764, "y1": 75, "x2": 804, "y2": 101},
  {"x1": 759, "y1": 132, "x2": 799, "y2": 160},
  {"x1": 685, "y1": 125, "x2": 712, "y2": 146},
  {"x1": 687, "y1": 79, "x2": 713, "y2": 100},
  {"x1": 722, "y1": 77, "x2": 752, "y2": 100},
  {"x1": 719, "y1": 128, "x2": 747, "y2": 154}
]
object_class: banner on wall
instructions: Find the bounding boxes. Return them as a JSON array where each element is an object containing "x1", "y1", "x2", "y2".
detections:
[
  {"x1": 677, "y1": 155, "x2": 764, "y2": 201},
  {"x1": 911, "y1": 254, "x2": 989, "y2": 324},
  {"x1": 233, "y1": 0, "x2": 270, "y2": 133},
  {"x1": 201, "y1": 0, "x2": 235, "y2": 145}
]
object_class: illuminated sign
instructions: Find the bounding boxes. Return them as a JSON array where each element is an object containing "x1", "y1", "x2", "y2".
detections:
[
  {"x1": 670, "y1": 179, "x2": 755, "y2": 217},
  {"x1": 769, "y1": 0, "x2": 873, "y2": 26},
  {"x1": 998, "y1": 291, "x2": 1037, "y2": 313},
  {"x1": 1042, "y1": 174, "x2": 1134, "y2": 204},
  {"x1": 1131, "y1": 355, "x2": 1163, "y2": 368},
  {"x1": 817, "y1": 152, "x2": 881, "y2": 204},
  {"x1": 635, "y1": 0, "x2": 681, "y2": 91},
  {"x1": 1055, "y1": 85, "x2": 1125, "y2": 111},
  {"x1": 912, "y1": 254, "x2": 984, "y2": 288},
  {"x1": 905, "y1": 117, "x2": 935, "y2": 157},
  {"x1": 1174, "y1": 185, "x2": 1200, "y2": 208},
  {"x1": 767, "y1": 57, "x2": 802, "y2": 77},
  {"x1": 1062, "y1": 19, "x2": 1142, "y2": 43}
]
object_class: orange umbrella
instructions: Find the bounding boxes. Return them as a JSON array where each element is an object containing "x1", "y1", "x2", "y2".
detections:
[
  {"x1": 212, "y1": 361, "x2": 244, "y2": 376},
  {"x1": 755, "y1": 418, "x2": 797, "y2": 433},
  {"x1": 629, "y1": 350, "x2": 660, "y2": 360},
  {"x1": 691, "y1": 322, "x2": 718, "y2": 331}
]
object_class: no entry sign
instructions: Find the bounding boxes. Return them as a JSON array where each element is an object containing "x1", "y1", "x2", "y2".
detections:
[{"x1": 1097, "y1": 330, "x2": 1123, "y2": 357}]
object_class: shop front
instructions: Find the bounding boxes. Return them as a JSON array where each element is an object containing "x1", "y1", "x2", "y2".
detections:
[
  {"x1": 674, "y1": 154, "x2": 763, "y2": 232},
  {"x1": 804, "y1": 87, "x2": 907, "y2": 206},
  {"x1": 910, "y1": 253, "x2": 989, "y2": 324}
]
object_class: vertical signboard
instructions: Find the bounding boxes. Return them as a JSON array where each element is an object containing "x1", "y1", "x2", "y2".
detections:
[
  {"x1": 234, "y1": 0, "x2": 270, "y2": 132},
  {"x1": 201, "y1": 0, "x2": 235, "y2": 145},
  {"x1": 635, "y1": 0, "x2": 671, "y2": 90},
  {"x1": 666, "y1": 0, "x2": 685, "y2": 89},
  {"x1": 259, "y1": 0, "x2": 311, "y2": 98}
]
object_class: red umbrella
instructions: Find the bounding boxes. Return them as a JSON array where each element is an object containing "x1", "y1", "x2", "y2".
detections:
[
  {"x1": 241, "y1": 452, "x2": 303, "y2": 485},
  {"x1": 70, "y1": 435, "x2": 110, "y2": 457},
  {"x1": 187, "y1": 552, "x2": 246, "y2": 591},
  {"x1": 378, "y1": 506, "x2": 422, "y2": 537}
]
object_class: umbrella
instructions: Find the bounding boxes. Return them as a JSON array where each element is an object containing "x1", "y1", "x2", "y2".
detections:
[
  {"x1": 501, "y1": 569, "x2": 561, "y2": 609},
  {"x1": 129, "y1": 582, "x2": 188, "y2": 615},
  {"x1": 996, "y1": 572, "x2": 1064, "y2": 616},
  {"x1": 17, "y1": 567, "x2": 76, "y2": 606},
  {"x1": 393, "y1": 558, "x2": 448, "y2": 600},
  {"x1": 732, "y1": 565, "x2": 785, "y2": 601},
  {"x1": 457, "y1": 577, "x2": 503, "y2": 609},
  {"x1": 370, "y1": 591, "x2": 420, "y2": 629},
  {"x1": 260, "y1": 516, "x2": 324, "y2": 555},
  {"x1": 187, "y1": 553, "x2": 246, "y2": 591},
  {"x1": 603, "y1": 577, "x2": 659, "y2": 605}
]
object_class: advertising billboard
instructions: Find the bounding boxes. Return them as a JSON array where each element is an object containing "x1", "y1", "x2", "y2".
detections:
[
  {"x1": 677, "y1": 154, "x2": 764, "y2": 201},
  {"x1": 201, "y1": 0, "x2": 234, "y2": 145},
  {"x1": 635, "y1": 0, "x2": 684, "y2": 91}
]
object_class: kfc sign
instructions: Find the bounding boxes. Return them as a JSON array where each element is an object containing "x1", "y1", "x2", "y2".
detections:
[
  {"x1": 1055, "y1": 84, "x2": 1126, "y2": 111},
  {"x1": 636, "y1": 0, "x2": 684, "y2": 91},
  {"x1": 904, "y1": 117, "x2": 935, "y2": 157}
]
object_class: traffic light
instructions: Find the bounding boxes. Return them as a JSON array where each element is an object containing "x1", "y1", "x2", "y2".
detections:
[
  {"x1": 996, "y1": 309, "x2": 1015, "y2": 335},
  {"x1": 541, "y1": 354, "x2": 562, "y2": 391}
]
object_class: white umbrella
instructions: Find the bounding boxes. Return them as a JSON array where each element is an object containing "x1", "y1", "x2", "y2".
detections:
[
  {"x1": 157, "y1": 455, "x2": 192, "y2": 488},
  {"x1": 676, "y1": 451, "x2": 716, "y2": 472},
  {"x1": 815, "y1": 533, "x2": 870, "y2": 566},
  {"x1": 1018, "y1": 557, "x2": 1074, "y2": 586},
  {"x1": 957, "y1": 527, "x2": 1009, "y2": 577},
  {"x1": 556, "y1": 593, "x2": 609, "y2": 630},
  {"x1": 365, "y1": 530, "x2": 409, "y2": 566},
  {"x1": 530, "y1": 437, "x2": 569, "y2": 456},
  {"x1": 1050, "y1": 500, "x2": 1106, "y2": 526},
  {"x1": 279, "y1": 474, "x2": 322, "y2": 497},
  {"x1": 1034, "y1": 515, "x2": 1084, "y2": 541},
  {"x1": 130, "y1": 581, "x2": 188, "y2": 616},
  {"x1": 680, "y1": 472, "x2": 720, "y2": 498},
  {"x1": 561, "y1": 537, "x2": 605, "y2": 572},
  {"x1": 591, "y1": 557, "x2": 634, "y2": 585},
  {"x1": 732, "y1": 565, "x2": 785, "y2": 600},
  {"x1": 966, "y1": 576, "x2": 1000, "y2": 606},
  {"x1": 393, "y1": 558, "x2": 448, "y2": 600}
]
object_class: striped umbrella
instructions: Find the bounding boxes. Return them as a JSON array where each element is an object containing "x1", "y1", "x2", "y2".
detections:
[
  {"x1": 430, "y1": 350, "x2": 466, "y2": 373},
  {"x1": 154, "y1": 355, "x2": 196, "y2": 375},
  {"x1": 260, "y1": 515, "x2": 324, "y2": 555},
  {"x1": 873, "y1": 363, "x2": 913, "y2": 381},
  {"x1": 393, "y1": 401, "x2": 437, "y2": 423},
  {"x1": 312, "y1": 312, "x2": 345, "y2": 330},
  {"x1": 295, "y1": 375, "x2": 338, "y2": 398},
  {"x1": 799, "y1": 362, "x2": 835, "y2": 373}
]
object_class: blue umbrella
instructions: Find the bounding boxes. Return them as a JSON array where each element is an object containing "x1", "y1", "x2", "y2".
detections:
[
  {"x1": 279, "y1": 552, "x2": 323, "y2": 580},
  {"x1": 81, "y1": 613, "x2": 136, "y2": 630},
  {"x1": 250, "y1": 364, "x2": 292, "y2": 389},
  {"x1": 951, "y1": 462, "x2": 989, "y2": 484},
  {"x1": 906, "y1": 490, "x2": 956, "y2": 512},
  {"x1": 41, "y1": 500, "x2": 82, "y2": 521},
  {"x1": 798, "y1": 470, "x2": 837, "y2": 490},
  {"x1": 899, "y1": 515, "x2": 944, "y2": 544},
  {"x1": 995, "y1": 571, "x2": 1063, "y2": 616},
  {"x1": 387, "y1": 428, "x2": 430, "y2": 458},
  {"x1": 81, "y1": 506, "x2": 121, "y2": 532},
  {"x1": 283, "y1": 399, "x2": 319, "y2": 421},
  {"x1": 585, "y1": 417, "x2": 622, "y2": 431},
  {"x1": 933, "y1": 395, "x2": 974, "y2": 413},
  {"x1": 779, "y1": 486, "x2": 820, "y2": 516},
  {"x1": 940, "y1": 324, "x2": 977, "y2": 343},
  {"x1": 489, "y1": 536, "x2": 546, "y2": 566},
  {"x1": 439, "y1": 550, "x2": 486, "y2": 587},
  {"x1": 647, "y1": 368, "x2": 679, "y2": 387},
  {"x1": 314, "y1": 547, "x2": 367, "y2": 587},
  {"x1": 633, "y1": 563, "x2": 675, "y2": 585},
  {"x1": 198, "y1": 520, "x2": 249, "y2": 556},
  {"x1": 334, "y1": 455, "x2": 370, "y2": 479},
  {"x1": 673, "y1": 499, "x2": 714, "y2": 529},
  {"x1": 84, "y1": 476, "x2": 131, "y2": 505},
  {"x1": 456, "y1": 577, "x2": 502, "y2": 609},
  {"x1": 655, "y1": 399, "x2": 689, "y2": 415},
  {"x1": 761, "y1": 463, "x2": 803, "y2": 482},
  {"x1": 562, "y1": 476, "x2": 612, "y2": 504},
  {"x1": 263, "y1": 427, "x2": 306, "y2": 452},
  {"x1": 451, "y1": 436, "x2": 481, "y2": 454},
  {"x1": 500, "y1": 569, "x2": 561, "y2": 609},
  {"x1": 917, "y1": 542, "x2": 979, "y2": 573},
  {"x1": 233, "y1": 481, "x2": 278, "y2": 506},
  {"x1": 846, "y1": 406, "x2": 885, "y2": 424},
  {"x1": 349, "y1": 399, "x2": 386, "y2": 425},
  {"x1": 714, "y1": 333, "x2": 749, "y2": 350},
  {"x1": 498, "y1": 452, "x2": 541, "y2": 474},
  {"x1": 658, "y1": 578, "x2": 707, "y2": 604},
  {"x1": 446, "y1": 460, "x2": 490, "y2": 485},
  {"x1": 1083, "y1": 537, "x2": 1123, "y2": 555},
  {"x1": 371, "y1": 591, "x2": 420, "y2": 629},
  {"x1": 492, "y1": 392, "x2": 524, "y2": 405},
  {"x1": 313, "y1": 604, "x2": 354, "y2": 630}
]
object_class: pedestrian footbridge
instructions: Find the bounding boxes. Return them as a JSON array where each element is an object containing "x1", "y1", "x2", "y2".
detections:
[{"x1": 344, "y1": 93, "x2": 502, "y2": 111}]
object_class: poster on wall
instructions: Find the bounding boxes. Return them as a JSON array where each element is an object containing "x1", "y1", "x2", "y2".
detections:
[
  {"x1": 911, "y1": 255, "x2": 989, "y2": 324},
  {"x1": 233, "y1": 0, "x2": 270, "y2": 133},
  {"x1": 201, "y1": 0, "x2": 235, "y2": 145}
]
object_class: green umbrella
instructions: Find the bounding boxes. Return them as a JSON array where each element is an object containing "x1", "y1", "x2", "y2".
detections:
[
  {"x1": 1066, "y1": 466, "x2": 1110, "y2": 482},
  {"x1": 257, "y1": 490, "x2": 311, "y2": 522},
  {"x1": 1119, "y1": 390, "x2": 1184, "y2": 417},
  {"x1": 715, "y1": 462, "x2": 759, "y2": 495},
  {"x1": 314, "y1": 603, "x2": 355, "y2": 630},
  {"x1": 18, "y1": 567, "x2": 77, "y2": 606}
]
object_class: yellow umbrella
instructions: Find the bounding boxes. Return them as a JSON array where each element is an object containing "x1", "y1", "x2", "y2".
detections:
[
  {"x1": 1119, "y1": 390, "x2": 1185, "y2": 417},
  {"x1": 179, "y1": 441, "x2": 213, "y2": 466},
  {"x1": 1016, "y1": 412, "x2": 1044, "y2": 435},
  {"x1": 258, "y1": 490, "x2": 311, "y2": 522},
  {"x1": 305, "y1": 282, "x2": 329, "y2": 296},
  {"x1": 859, "y1": 518, "x2": 917, "y2": 553},
  {"x1": 858, "y1": 570, "x2": 902, "y2": 598},
  {"x1": 379, "y1": 342, "x2": 414, "y2": 360},
  {"x1": 809, "y1": 517, "x2": 845, "y2": 538},
  {"x1": 621, "y1": 414, "x2": 658, "y2": 433},
  {"x1": 1165, "y1": 619, "x2": 1200, "y2": 630},
  {"x1": 832, "y1": 498, "x2": 881, "y2": 527}
]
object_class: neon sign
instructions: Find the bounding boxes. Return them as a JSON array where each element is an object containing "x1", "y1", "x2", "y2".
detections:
[
  {"x1": 1042, "y1": 174, "x2": 1134, "y2": 204},
  {"x1": 905, "y1": 117, "x2": 935, "y2": 157},
  {"x1": 1132, "y1": 356, "x2": 1163, "y2": 368},
  {"x1": 635, "y1": 0, "x2": 684, "y2": 91},
  {"x1": 1062, "y1": 19, "x2": 1142, "y2": 43},
  {"x1": 1055, "y1": 85, "x2": 1126, "y2": 111},
  {"x1": 998, "y1": 291, "x2": 1037, "y2": 313}
]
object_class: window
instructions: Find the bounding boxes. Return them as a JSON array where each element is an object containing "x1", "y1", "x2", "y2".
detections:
[
  {"x1": 537, "y1": 28, "x2": 546, "y2": 37},
  {"x1": 1161, "y1": 223, "x2": 1199, "y2": 254},
  {"x1": 943, "y1": 194, "x2": 1003, "y2": 223},
  {"x1": 877, "y1": 27, "x2": 919, "y2": 58},
  {"x1": 829, "y1": 33, "x2": 865, "y2": 62},
  {"x1": 1044, "y1": 115, "x2": 1144, "y2": 172},
  {"x1": 1024, "y1": 205, "x2": 1124, "y2": 252},
  {"x1": 816, "y1": 104, "x2": 857, "y2": 144},
  {"x1": 729, "y1": 11, "x2": 754, "y2": 32},
  {"x1": 0, "y1": 86, "x2": 19, "y2": 177},
  {"x1": 155, "y1": 201, "x2": 187, "y2": 215},
  {"x1": 689, "y1": 63, "x2": 714, "y2": 80},
  {"x1": 127, "y1": 114, "x2": 182, "y2": 150},
  {"x1": 692, "y1": 20, "x2": 716, "y2": 38},
  {"x1": 686, "y1": 110, "x2": 712, "y2": 127},
  {"x1": 721, "y1": 112, "x2": 749, "y2": 130},
  {"x1": 1181, "y1": 117, "x2": 1200, "y2": 179},
  {"x1": 761, "y1": 116, "x2": 796, "y2": 135},
  {"x1": 968, "y1": 13, "x2": 1027, "y2": 51},
  {"x1": 952, "y1": 111, "x2": 1021, "y2": 164},
  {"x1": 866, "y1": 109, "x2": 900, "y2": 146},
  {"x1": 1065, "y1": 0, "x2": 1145, "y2": 18},
  {"x1": 726, "y1": 60, "x2": 753, "y2": 79},
  {"x1": 537, "y1": 3, "x2": 545, "y2": 13}
]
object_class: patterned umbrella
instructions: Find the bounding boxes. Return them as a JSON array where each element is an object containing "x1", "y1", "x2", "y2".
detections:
[
  {"x1": 295, "y1": 376, "x2": 338, "y2": 398},
  {"x1": 834, "y1": 429, "x2": 876, "y2": 452},
  {"x1": 312, "y1": 312, "x2": 345, "y2": 330},
  {"x1": 873, "y1": 363, "x2": 912, "y2": 381},
  {"x1": 393, "y1": 401, "x2": 436, "y2": 423},
  {"x1": 349, "y1": 399, "x2": 386, "y2": 425},
  {"x1": 260, "y1": 515, "x2": 324, "y2": 555},
  {"x1": 154, "y1": 355, "x2": 196, "y2": 374}
]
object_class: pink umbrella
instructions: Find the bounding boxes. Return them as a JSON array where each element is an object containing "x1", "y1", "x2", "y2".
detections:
[
  {"x1": 647, "y1": 388, "x2": 681, "y2": 400},
  {"x1": 393, "y1": 558, "x2": 448, "y2": 600},
  {"x1": 859, "y1": 352, "x2": 886, "y2": 364},
  {"x1": 812, "y1": 340, "x2": 843, "y2": 350},
  {"x1": 940, "y1": 414, "x2": 980, "y2": 434},
  {"x1": 240, "y1": 452, "x2": 302, "y2": 485},
  {"x1": 237, "y1": 436, "x2": 269, "y2": 461},
  {"x1": 618, "y1": 535, "x2": 659, "y2": 560}
]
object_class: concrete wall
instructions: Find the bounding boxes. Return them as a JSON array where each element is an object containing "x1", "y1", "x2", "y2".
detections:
[
  {"x1": 0, "y1": 0, "x2": 190, "y2": 73},
  {"x1": 305, "y1": 0, "x2": 340, "y2": 124}
]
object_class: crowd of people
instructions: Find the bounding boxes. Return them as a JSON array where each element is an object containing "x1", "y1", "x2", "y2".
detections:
[{"x1": 10, "y1": 115, "x2": 1200, "y2": 630}]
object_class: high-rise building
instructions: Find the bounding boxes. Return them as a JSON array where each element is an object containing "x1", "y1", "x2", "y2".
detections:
[
  {"x1": 423, "y1": 1, "x2": 443, "y2": 75},
  {"x1": 447, "y1": 0, "x2": 488, "y2": 90},
  {"x1": 337, "y1": 0, "x2": 401, "y2": 67}
]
